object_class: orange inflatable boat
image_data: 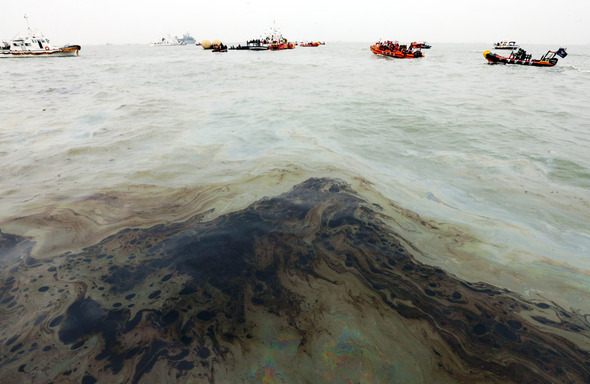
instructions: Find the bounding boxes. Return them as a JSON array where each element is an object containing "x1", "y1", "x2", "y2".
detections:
[{"x1": 370, "y1": 42, "x2": 423, "y2": 59}]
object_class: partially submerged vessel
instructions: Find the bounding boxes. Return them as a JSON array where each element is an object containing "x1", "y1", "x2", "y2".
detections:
[
  {"x1": 150, "y1": 35, "x2": 185, "y2": 46},
  {"x1": 483, "y1": 47, "x2": 567, "y2": 67},
  {"x1": 1, "y1": 15, "x2": 80, "y2": 57},
  {"x1": 178, "y1": 33, "x2": 196, "y2": 45},
  {"x1": 370, "y1": 41, "x2": 423, "y2": 58}
]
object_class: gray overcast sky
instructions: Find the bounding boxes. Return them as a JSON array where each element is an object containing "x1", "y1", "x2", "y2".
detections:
[{"x1": 3, "y1": 0, "x2": 589, "y2": 46}]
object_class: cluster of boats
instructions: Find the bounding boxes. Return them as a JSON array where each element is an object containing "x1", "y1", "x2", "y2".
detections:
[
  {"x1": 228, "y1": 40, "x2": 323, "y2": 51},
  {"x1": 369, "y1": 38, "x2": 567, "y2": 68},
  {"x1": 228, "y1": 38, "x2": 295, "y2": 51},
  {"x1": 152, "y1": 24, "x2": 325, "y2": 52},
  {"x1": 1, "y1": 17, "x2": 569, "y2": 68},
  {"x1": 203, "y1": 25, "x2": 315, "y2": 52}
]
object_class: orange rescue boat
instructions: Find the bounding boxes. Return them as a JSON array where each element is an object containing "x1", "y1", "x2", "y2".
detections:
[{"x1": 370, "y1": 42, "x2": 423, "y2": 59}]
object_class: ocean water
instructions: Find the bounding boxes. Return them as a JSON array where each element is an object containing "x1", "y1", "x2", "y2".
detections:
[{"x1": 1, "y1": 42, "x2": 589, "y2": 383}]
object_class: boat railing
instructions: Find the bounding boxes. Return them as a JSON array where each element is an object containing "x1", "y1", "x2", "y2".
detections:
[{"x1": 540, "y1": 50, "x2": 556, "y2": 62}]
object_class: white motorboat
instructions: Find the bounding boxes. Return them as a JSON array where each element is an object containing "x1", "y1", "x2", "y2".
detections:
[
  {"x1": 1, "y1": 15, "x2": 81, "y2": 57},
  {"x1": 247, "y1": 39, "x2": 269, "y2": 50},
  {"x1": 494, "y1": 40, "x2": 519, "y2": 50}
]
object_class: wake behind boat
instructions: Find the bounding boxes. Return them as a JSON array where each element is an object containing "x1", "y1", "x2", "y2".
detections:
[
  {"x1": 1, "y1": 15, "x2": 80, "y2": 57},
  {"x1": 483, "y1": 47, "x2": 567, "y2": 67}
]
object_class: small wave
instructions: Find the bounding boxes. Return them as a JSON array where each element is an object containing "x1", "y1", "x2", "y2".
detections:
[{"x1": 37, "y1": 85, "x2": 81, "y2": 94}]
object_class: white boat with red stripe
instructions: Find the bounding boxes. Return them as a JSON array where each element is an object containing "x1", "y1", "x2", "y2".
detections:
[{"x1": 1, "y1": 15, "x2": 81, "y2": 57}]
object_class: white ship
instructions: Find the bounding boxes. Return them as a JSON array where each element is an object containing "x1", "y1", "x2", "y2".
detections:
[
  {"x1": 1, "y1": 15, "x2": 81, "y2": 57},
  {"x1": 150, "y1": 35, "x2": 186, "y2": 46}
]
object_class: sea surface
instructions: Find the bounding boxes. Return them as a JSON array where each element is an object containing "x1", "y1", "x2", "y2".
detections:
[{"x1": 1, "y1": 42, "x2": 589, "y2": 383}]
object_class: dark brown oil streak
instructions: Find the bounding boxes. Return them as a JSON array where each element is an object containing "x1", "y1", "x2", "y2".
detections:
[{"x1": 1, "y1": 178, "x2": 589, "y2": 383}]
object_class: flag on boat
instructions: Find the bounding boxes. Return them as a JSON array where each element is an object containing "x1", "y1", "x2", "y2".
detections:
[{"x1": 556, "y1": 48, "x2": 567, "y2": 58}]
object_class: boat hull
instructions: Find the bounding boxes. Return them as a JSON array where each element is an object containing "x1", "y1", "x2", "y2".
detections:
[
  {"x1": 483, "y1": 50, "x2": 557, "y2": 67},
  {"x1": 370, "y1": 44, "x2": 423, "y2": 59},
  {"x1": 268, "y1": 43, "x2": 294, "y2": 51},
  {"x1": 1, "y1": 45, "x2": 81, "y2": 57}
]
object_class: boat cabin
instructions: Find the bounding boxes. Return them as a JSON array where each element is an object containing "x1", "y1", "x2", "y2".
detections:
[
  {"x1": 3, "y1": 35, "x2": 51, "y2": 52},
  {"x1": 2, "y1": 15, "x2": 80, "y2": 57},
  {"x1": 494, "y1": 41, "x2": 519, "y2": 49}
]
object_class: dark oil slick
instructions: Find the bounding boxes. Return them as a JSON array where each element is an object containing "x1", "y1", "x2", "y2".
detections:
[{"x1": 0, "y1": 178, "x2": 589, "y2": 383}]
